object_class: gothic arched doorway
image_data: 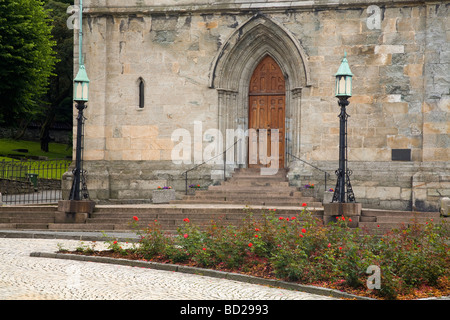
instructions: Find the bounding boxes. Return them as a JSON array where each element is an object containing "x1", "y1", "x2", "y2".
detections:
[
  {"x1": 209, "y1": 15, "x2": 310, "y2": 172},
  {"x1": 248, "y1": 55, "x2": 285, "y2": 169}
]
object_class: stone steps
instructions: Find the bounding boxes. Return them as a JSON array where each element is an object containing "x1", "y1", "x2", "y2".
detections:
[
  {"x1": 0, "y1": 200, "x2": 446, "y2": 235},
  {"x1": 175, "y1": 168, "x2": 318, "y2": 207},
  {"x1": 50, "y1": 205, "x2": 312, "y2": 233}
]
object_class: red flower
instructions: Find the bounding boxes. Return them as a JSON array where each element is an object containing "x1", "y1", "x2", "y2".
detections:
[
  {"x1": 255, "y1": 228, "x2": 260, "y2": 232},
  {"x1": 254, "y1": 234, "x2": 259, "y2": 238},
  {"x1": 339, "y1": 246, "x2": 342, "y2": 250},
  {"x1": 302, "y1": 203, "x2": 307, "y2": 207},
  {"x1": 183, "y1": 218, "x2": 190, "y2": 223},
  {"x1": 113, "y1": 240, "x2": 117, "y2": 244},
  {"x1": 183, "y1": 234, "x2": 189, "y2": 238},
  {"x1": 291, "y1": 216, "x2": 296, "y2": 220},
  {"x1": 133, "y1": 216, "x2": 139, "y2": 221},
  {"x1": 248, "y1": 243, "x2": 253, "y2": 247},
  {"x1": 286, "y1": 218, "x2": 290, "y2": 221},
  {"x1": 299, "y1": 234, "x2": 303, "y2": 238},
  {"x1": 279, "y1": 217, "x2": 284, "y2": 220},
  {"x1": 301, "y1": 228, "x2": 306, "y2": 233},
  {"x1": 202, "y1": 247, "x2": 206, "y2": 251},
  {"x1": 349, "y1": 218, "x2": 352, "y2": 222},
  {"x1": 327, "y1": 243, "x2": 331, "y2": 248}
]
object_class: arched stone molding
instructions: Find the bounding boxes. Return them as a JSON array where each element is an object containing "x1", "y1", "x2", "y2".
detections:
[
  {"x1": 209, "y1": 14, "x2": 311, "y2": 90},
  {"x1": 209, "y1": 14, "x2": 310, "y2": 168}
]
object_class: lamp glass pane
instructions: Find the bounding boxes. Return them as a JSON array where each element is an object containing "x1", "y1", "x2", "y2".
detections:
[
  {"x1": 82, "y1": 83, "x2": 88, "y2": 100},
  {"x1": 339, "y1": 77, "x2": 346, "y2": 94},
  {"x1": 76, "y1": 83, "x2": 82, "y2": 100},
  {"x1": 346, "y1": 77, "x2": 352, "y2": 96}
]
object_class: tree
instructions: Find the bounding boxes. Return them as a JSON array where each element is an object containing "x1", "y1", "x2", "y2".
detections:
[
  {"x1": 39, "y1": 0, "x2": 74, "y2": 152},
  {"x1": 0, "y1": 0, "x2": 58, "y2": 125}
]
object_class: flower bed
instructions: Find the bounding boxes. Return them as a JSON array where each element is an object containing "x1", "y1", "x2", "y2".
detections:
[{"x1": 65, "y1": 208, "x2": 449, "y2": 300}]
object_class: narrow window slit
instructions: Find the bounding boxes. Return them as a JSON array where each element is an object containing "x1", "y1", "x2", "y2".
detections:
[{"x1": 138, "y1": 78, "x2": 145, "y2": 109}]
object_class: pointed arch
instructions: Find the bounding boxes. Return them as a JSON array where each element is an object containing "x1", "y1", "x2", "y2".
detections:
[
  {"x1": 209, "y1": 14, "x2": 311, "y2": 90},
  {"x1": 212, "y1": 15, "x2": 309, "y2": 169}
]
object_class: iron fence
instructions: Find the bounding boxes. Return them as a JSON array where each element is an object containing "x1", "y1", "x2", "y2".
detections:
[{"x1": 0, "y1": 159, "x2": 71, "y2": 205}]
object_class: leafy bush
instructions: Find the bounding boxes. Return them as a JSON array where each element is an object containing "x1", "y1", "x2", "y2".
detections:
[{"x1": 117, "y1": 208, "x2": 448, "y2": 299}]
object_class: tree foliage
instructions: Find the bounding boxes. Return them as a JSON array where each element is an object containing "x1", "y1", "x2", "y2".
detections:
[
  {"x1": 39, "y1": 0, "x2": 74, "y2": 151},
  {"x1": 0, "y1": 0, "x2": 58, "y2": 124}
]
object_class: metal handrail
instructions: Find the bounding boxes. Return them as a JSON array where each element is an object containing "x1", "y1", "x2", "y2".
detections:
[
  {"x1": 287, "y1": 152, "x2": 331, "y2": 191},
  {"x1": 181, "y1": 139, "x2": 241, "y2": 194}
]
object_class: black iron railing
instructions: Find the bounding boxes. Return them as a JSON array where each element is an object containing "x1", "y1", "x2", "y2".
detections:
[
  {"x1": 181, "y1": 139, "x2": 241, "y2": 195},
  {"x1": 0, "y1": 159, "x2": 71, "y2": 205},
  {"x1": 287, "y1": 152, "x2": 331, "y2": 192}
]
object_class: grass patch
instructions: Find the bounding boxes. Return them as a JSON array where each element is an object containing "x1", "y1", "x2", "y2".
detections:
[{"x1": 0, "y1": 138, "x2": 72, "y2": 160}]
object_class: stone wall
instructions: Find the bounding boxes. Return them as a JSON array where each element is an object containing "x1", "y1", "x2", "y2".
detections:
[
  {"x1": 67, "y1": 0, "x2": 449, "y2": 210},
  {"x1": 288, "y1": 161, "x2": 449, "y2": 212}
]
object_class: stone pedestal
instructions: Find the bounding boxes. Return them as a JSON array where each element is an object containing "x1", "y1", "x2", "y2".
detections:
[
  {"x1": 152, "y1": 189, "x2": 176, "y2": 203},
  {"x1": 323, "y1": 202, "x2": 362, "y2": 227},
  {"x1": 441, "y1": 197, "x2": 450, "y2": 217},
  {"x1": 55, "y1": 200, "x2": 96, "y2": 223},
  {"x1": 324, "y1": 202, "x2": 362, "y2": 216},
  {"x1": 322, "y1": 191, "x2": 334, "y2": 204},
  {"x1": 302, "y1": 188, "x2": 317, "y2": 198}
]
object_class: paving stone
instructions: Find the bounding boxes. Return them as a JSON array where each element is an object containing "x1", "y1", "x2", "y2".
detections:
[{"x1": 0, "y1": 238, "x2": 337, "y2": 300}]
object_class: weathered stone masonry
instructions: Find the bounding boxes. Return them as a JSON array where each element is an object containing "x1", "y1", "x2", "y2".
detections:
[{"x1": 64, "y1": 0, "x2": 449, "y2": 211}]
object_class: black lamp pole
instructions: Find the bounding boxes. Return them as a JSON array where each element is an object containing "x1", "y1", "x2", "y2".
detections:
[
  {"x1": 332, "y1": 98, "x2": 355, "y2": 203},
  {"x1": 69, "y1": 101, "x2": 86, "y2": 201}
]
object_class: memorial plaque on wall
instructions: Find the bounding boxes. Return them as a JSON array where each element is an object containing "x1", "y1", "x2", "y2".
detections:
[{"x1": 392, "y1": 149, "x2": 411, "y2": 161}]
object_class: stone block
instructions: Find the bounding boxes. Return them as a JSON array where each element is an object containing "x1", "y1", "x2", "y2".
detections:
[
  {"x1": 152, "y1": 189, "x2": 176, "y2": 203},
  {"x1": 374, "y1": 45, "x2": 405, "y2": 55},
  {"x1": 323, "y1": 203, "x2": 362, "y2": 216},
  {"x1": 57, "y1": 200, "x2": 96, "y2": 215},
  {"x1": 382, "y1": 102, "x2": 409, "y2": 114},
  {"x1": 404, "y1": 64, "x2": 424, "y2": 77},
  {"x1": 55, "y1": 211, "x2": 88, "y2": 224},
  {"x1": 440, "y1": 197, "x2": 450, "y2": 216}
]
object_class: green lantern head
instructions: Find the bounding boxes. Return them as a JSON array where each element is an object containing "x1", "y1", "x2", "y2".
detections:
[
  {"x1": 73, "y1": 64, "x2": 90, "y2": 102},
  {"x1": 335, "y1": 52, "x2": 353, "y2": 99}
]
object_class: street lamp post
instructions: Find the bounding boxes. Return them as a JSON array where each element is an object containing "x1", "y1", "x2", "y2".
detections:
[
  {"x1": 69, "y1": 0, "x2": 89, "y2": 201},
  {"x1": 57, "y1": 0, "x2": 94, "y2": 221},
  {"x1": 70, "y1": 66, "x2": 89, "y2": 200},
  {"x1": 332, "y1": 53, "x2": 356, "y2": 204}
]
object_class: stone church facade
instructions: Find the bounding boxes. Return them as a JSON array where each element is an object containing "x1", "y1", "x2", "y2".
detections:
[{"x1": 66, "y1": 0, "x2": 449, "y2": 211}]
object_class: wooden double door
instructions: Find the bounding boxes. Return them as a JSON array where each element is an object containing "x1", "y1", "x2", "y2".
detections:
[{"x1": 248, "y1": 55, "x2": 285, "y2": 169}]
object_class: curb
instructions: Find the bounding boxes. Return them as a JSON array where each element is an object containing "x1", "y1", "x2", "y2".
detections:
[
  {"x1": 29, "y1": 251, "x2": 375, "y2": 300},
  {"x1": 0, "y1": 230, "x2": 138, "y2": 242}
]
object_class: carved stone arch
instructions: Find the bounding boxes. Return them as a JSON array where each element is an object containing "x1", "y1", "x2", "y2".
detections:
[
  {"x1": 210, "y1": 14, "x2": 309, "y2": 169},
  {"x1": 209, "y1": 14, "x2": 311, "y2": 90}
]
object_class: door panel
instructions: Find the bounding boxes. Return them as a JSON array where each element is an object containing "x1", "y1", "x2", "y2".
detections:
[{"x1": 248, "y1": 56, "x2": 285, "y2": 169}]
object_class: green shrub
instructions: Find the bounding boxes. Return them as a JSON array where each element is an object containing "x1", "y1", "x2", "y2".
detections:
[{"x1": 117, "y1": 209, "x2": 449, "y2": 299}]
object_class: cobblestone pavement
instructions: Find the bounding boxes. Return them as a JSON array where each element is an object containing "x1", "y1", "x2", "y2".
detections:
[{"x1": 0, "y1": 238, "x2": 337, "y2": 300}]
